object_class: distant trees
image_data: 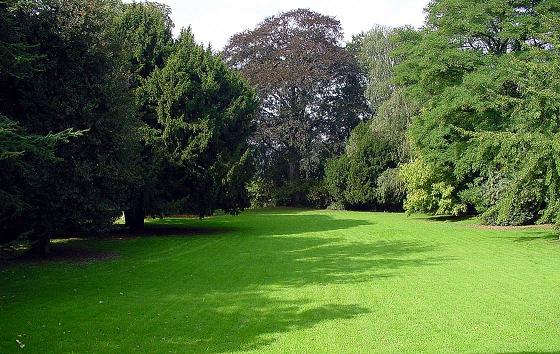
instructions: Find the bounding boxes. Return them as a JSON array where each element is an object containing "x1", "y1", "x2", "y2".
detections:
[
  {"x1": 397, "y1": 0, "x2": 560, "y2": 225},
  {"x1": 223, "y1": 9, "x2": 368, "y2": 206}
]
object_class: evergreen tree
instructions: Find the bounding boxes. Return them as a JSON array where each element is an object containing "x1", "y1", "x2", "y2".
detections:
[
  {"x1": 142, "y1": 29, "x2": 258, "y2": 219},
  {"x1": 112, "y1": 1, "x2": 174, "y2": 229},
  {"x1": 0, "y1": 0, "x2": 137, "y2": 252}
]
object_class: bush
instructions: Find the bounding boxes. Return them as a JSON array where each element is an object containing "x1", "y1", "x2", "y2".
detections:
[
  {"x1": 247, "y1": 178, "x2": 274, "y2": 208},
  {"x1": 306, "y1": 181, "x2": 330, "y2": 209},
  {"x1": 272, "y1": 180, "x2": 328, "y2": 208},
  {"x1": 324, "y1": 122, "x2": 399, "y2": 210},
  {"x1": 481, "y1": 177, "x2": 545, "y2": 226},
  {"x1": 324, "y1": 156, "x2": 350, "y2": 208},
  {"x1": 400, "y1": 158, "x2": 466, "y2": 216}
]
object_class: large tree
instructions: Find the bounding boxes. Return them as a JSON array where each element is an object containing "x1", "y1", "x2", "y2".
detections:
[
  {"x1": 223, "y1": 9, "x2": 368, "y2": 205},
  {"x1": 396, "y1": 0, "x2": 560, "y2": 225},
  {"x1": 0, "y1": 0, "x2": 137, "y2": 252},
  {"x1": 141, "y1": 29, "x2": 258, "y2": 220},
  {"x1": 112, "y1": 1, "x2": 174, "y2": 229},
  {"x1": 324, "y1": 27, "x2": 417, "y2": 210}
]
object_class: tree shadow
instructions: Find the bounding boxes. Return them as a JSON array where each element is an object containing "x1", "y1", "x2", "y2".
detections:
[
  {"x1": 89, "y1": 232, "x2": 448, "y2": 352},
  {"x1": 2, "y1": 210, "x2": 452, "y2": 353},
  {"x1": 149, "y1": 211, "x2": 373, "y2": 238},
  {"x1": 131, "y1": 295, "x2": 371, "y2": 353},
  {"x1": 421, "y1": 215, "x2": 474, "y2": 223},
  {"x1": 499, "y1": 230, "x2": 559, "y2": 243}
]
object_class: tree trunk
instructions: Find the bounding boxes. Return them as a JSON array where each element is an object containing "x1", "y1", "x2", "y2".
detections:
[
  {"x1": 30, "y1": 233, "x2": 50, "y2": 256},
  {"x1": 288, "y1": 161, "x2": 299, "y2": 182},
  {"x1": 287, "y1": 158, "x2": 304, "y2": 205},
  {"x1": 125, "y1": 191, "x2": 145, "y2": 231}
]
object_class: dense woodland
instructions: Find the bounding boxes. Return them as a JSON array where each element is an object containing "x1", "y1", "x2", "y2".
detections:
[{"x1": 1, "y1": 0, "x2": 560, "y2": 254}]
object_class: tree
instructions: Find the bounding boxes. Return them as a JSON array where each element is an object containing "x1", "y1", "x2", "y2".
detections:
[
  {"x1": 142, "y1": 29, "x2": 258, "y2": 219},
  {"x1": 0, "y1": 115, "x2": 79, "y2": 247},
  {"x1": 223, "y1": 9, "x2": 368, "y2": 205},
  {"x1": 324, "y1": 27, "x2": 417, "y2": 210},
  {"x1": 396, "y1": 0, "x2": 560, "y2": 224},
  {"x1": 112, "y1": 1, "x2": 174, "y2": 229},
  {"x1": 0, "y1": 0, "x2": 138, "y2": 253},
  {"x1": 325, "y1": 89, "x2": 416, "y2": 210},
  {"x1": 350, "y1": 26, "x2": 399, "y2": 113}
]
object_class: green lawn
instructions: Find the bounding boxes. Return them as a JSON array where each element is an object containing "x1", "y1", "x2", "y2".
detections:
[{"x1": 1, "y1": 209, "x2": 559, "y2": 353}]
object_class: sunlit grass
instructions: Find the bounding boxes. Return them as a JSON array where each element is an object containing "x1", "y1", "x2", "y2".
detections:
[{"x1": 1, "y1": 209, "x2": 559, "y2": 353}]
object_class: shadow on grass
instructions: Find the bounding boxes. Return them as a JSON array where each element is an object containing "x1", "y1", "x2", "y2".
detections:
[
  {"x1": 113, "y1": 233, "x2": 448, "y2": 352},
  {"x1": 138, "y1": 296, "x2": 371, "y2": 352},
  {"x1": 147, "y1": 212, "x2": 374, "y2": 238},
  {"x1": 502, "y1": 230, "x2": 559, "y2": 243},
  {"x1": 112, "y1": 225, "x2": 238, "y2": 237},
  {"x1": 422, "y1": 215, "x2": 474, "y2": 222},
  {"x1": 102, "y1": 213, "x2": 449, "y2": 352},
  {"x1": 2, "y1": 210, "x2": 452, "y2": 353}
]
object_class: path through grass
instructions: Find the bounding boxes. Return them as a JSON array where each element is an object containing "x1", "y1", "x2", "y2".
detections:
[{"x1": 1, "y1": 209, "x2": 559, "y2": 353}]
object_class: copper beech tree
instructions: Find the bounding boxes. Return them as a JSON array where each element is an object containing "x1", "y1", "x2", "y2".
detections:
[{"x1": 223, "y1": 9, "x2": 368, "y2": 205}]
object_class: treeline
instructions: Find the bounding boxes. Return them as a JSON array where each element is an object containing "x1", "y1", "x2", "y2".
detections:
[
  {"x1": 225, "y1": 2, "x2": 560, "y2": 228},
  {"x1": 327, "y1": 0, "x2": 560, "y2": 227},
  {"x1": 0, "y1": 0, "x2": 257, "y2": 253},
  {"x1": 2, "y1": 0, "x2": 560, "y2": 253}
]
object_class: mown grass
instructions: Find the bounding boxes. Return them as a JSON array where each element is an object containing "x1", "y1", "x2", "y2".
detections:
[{"x1": 1, "y1": 209, "x2": 559, "y2": 353}]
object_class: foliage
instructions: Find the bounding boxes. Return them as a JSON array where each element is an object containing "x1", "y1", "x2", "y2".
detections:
[
  {"x1": 400, "y1": 158, "x2": 466, "y2": 215},
  {"x1": 112, "y1": 1, "x2": 173, "y2": 86},
  {"x1": 111, "y1": 1, "x2": 175, "y2": 228},
  {"x1": 323, "y1": 26, "x2": 418, "y2": 211},
  {"x1": 324, "y1": 87, "x2": 417, "y2": 210},
  {"x1": 375, "y1": 168, "x2": 406, "y2": 207},
  {"x1": 246, "y1": 178, "x2": 274, "y2": 208},
  {"x1": 270, "y1": 180, "x2": 328, "y2": 209},
  {"x1": 350, "y1": 25, "x2": 399, "y2": 112},
  {"x1": 0, "y1": 0, "x2": 259, "y2": 248},
  {"x1": 223, "y1": 9, "x2": 368, "y2": 205},
  {"x1": 0, "y1": 115, "x2": 79, "y2": 244},
  {"x1": 248, "y1": 178, "x2": 328, "y2": 209},
  {"x1": 324, "y1": 155, "x2": 349, "y2": 208},
  {"x1": 0, "y1": 0, "x2": 138, "y2": 250},
  {"x1": 396, "y1": 0, "x2": 560, "y2": 224},
  {"x1": 324, "y1": 121, "x2": 398, "y2": 210},
  {"x1": 145, "y1": 29, "x2": 258, "y2": 217}
]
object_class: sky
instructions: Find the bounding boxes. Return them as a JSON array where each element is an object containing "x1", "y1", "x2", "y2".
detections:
[{"x1": 154, "y1": 0, "x2": 431, "y2": 49}]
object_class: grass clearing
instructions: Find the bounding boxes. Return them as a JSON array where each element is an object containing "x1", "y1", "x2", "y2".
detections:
[{"x1": 1, "y1": 209, "x2": 559, "y2": 353}]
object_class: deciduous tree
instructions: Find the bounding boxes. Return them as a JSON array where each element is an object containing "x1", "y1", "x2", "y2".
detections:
[
  {"x1": 223, "y1": 9, "x2": 368, "y2": 205},
  {"x1": 397, "y1": 0, "x2": 560, "y2": 225}
]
